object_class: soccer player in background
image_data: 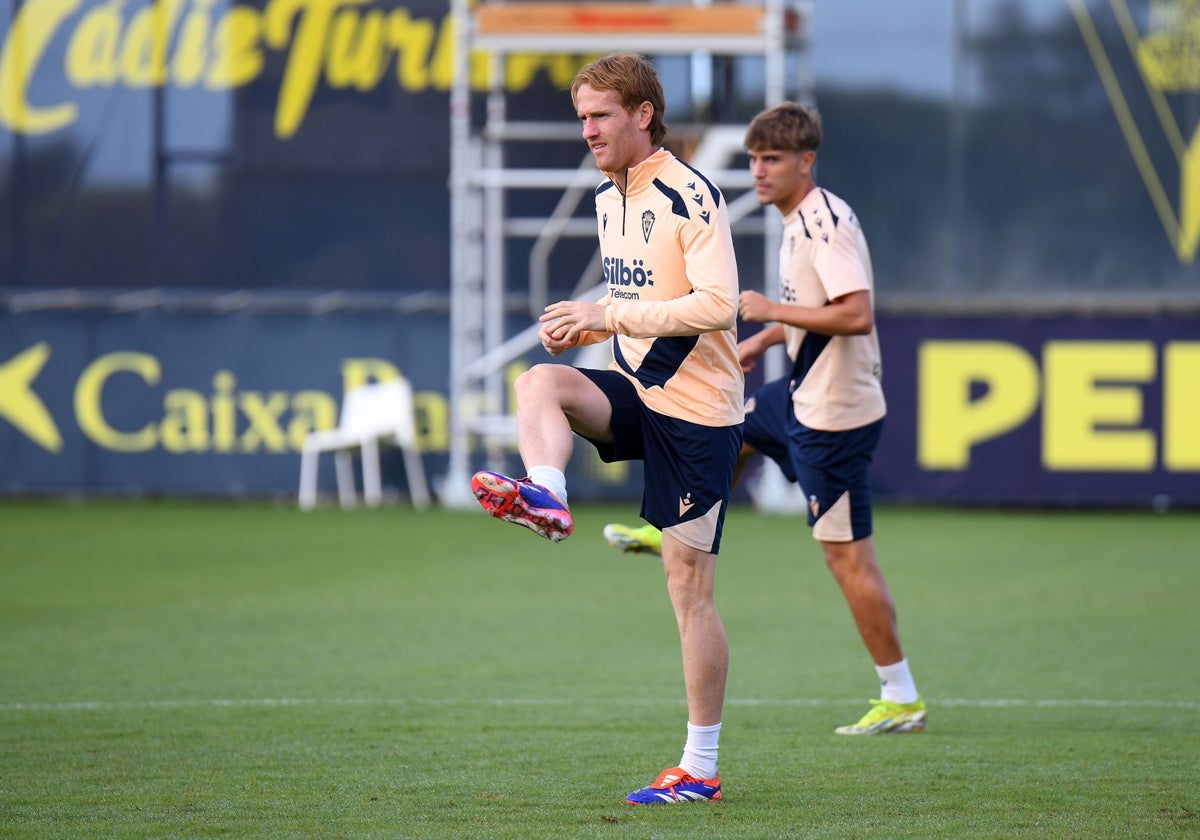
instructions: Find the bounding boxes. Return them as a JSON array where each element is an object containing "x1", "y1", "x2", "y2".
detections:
[
  {"x1": 471, "y1": 53, "x2": 744, "y2": 804},
  {"x1": 604, "y1": 102, "x2": 926, "y2": 736}
]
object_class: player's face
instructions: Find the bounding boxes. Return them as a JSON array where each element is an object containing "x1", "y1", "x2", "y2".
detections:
[
  {"x1": 576, "y1": 84, "x2": 652, "y2": 175},
  {"x1": 748, "y1": 148, "x2": 816, "y2": 214}
]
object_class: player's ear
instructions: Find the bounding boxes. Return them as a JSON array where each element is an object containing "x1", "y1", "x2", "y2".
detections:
[{"x1": 637, "y1": 101, "x2": 654, "y2": 132}]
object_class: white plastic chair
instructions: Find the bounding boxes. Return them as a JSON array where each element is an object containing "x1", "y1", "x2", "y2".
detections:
[{"x1": 298, "y1": 377, "x2": 431, "y2": 510}]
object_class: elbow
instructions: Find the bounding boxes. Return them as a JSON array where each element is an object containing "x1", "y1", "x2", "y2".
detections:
[
  {"x1": 834, "y1": 294, "x2": 873, "y2": 334},
  {"x1": 717, "y1": 297, "x2": 738, "y2": 330},
  {"x1": 835, "y1": 307, "x2": 873, "y2": 335},
  {"x1": 848, "y1": 312, "x2": 874, "y2": 335}
]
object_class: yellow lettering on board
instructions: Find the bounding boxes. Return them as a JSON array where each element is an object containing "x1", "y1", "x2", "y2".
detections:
[
  {"x1": 1043, "y1": 342, "x2": 1155, "y2": 471},
  {"x1": 120, "y1": 0, "x2": 185, "y2": 86},
  {"x1": 542, "y1": 53, "x2": 591, "y2": 89},
  {"x1": 1164, "y1": 342, "x2": 1200, "y2": 470},
  {"x1": 239, "y1": 391, "x2": 290, "y2": 452},
  {"x1": 211, "y1": 370, "x2": 238, "y2": 452},
  {"x1": 388, "y1": 7, "x2": 435, "y2": 90},
  {"x1": 341, "y1": 358, "x2": 402, "y2": 393},
  {"x1": 236, "y1": 391, "x2": 288, "y2": 453},
  {"x1": 161, "y1": 388, "x2": 210, "y2": 452},
  {"x1": 1180, "y1": 127, "x2": 1200, "y2": 264},
  {"x1": 206, "y1": 8, "x2": 263, "y2": 88},
  {"x1": 427, "y1": 10, "x2": 455, "y2": 91},
  {"x1": 328, "y1": 7, "x2": 388, "y2": 90},
  {"x1": 0, "y1": 342, "x2": 63, "y2": 454},
  {"x1": 505, "y1": 53, "x2": 588, "y2": 91},
  {"x1": 917, "y1": 341, "x2": 1040, "y2": 470},
  {"x1": 75, "y1": 352, "x2": 160, "y2": 452},
  {"x1": 289, "y1": 390, "x2": 338, "y2": 447},
  {"x1": 263, "y1": 0, "x2": 367, "y2": 138},
  {"x1": 65, "y1": 0, "x2": 122, "y2": 86},
  {"x1": 505, "y1": 53, "x2": 547, "y2": 91},
  {"x1": 505, "y1": 361, "x2": 527, "y2": 422},
  {"x1": 0, "y1": 0, "x2": 592, "y2": 138},
  {"x1": 414, "y1": 391, "x2": 445, "y2": 451},
  {"x1": 0, "y1": 0, "x2": 81, "y2": 132},
  {"x1": 172, "y1": 0, "x2": 214, "y2": 86}
]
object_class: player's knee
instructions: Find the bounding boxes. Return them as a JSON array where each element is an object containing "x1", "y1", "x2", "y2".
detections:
[
  {"x1": 515, "y1": 363, "x2": 565, "y2": 401},
  {"x1": 666, "y1": 576, "x2": 714, "y2": 614},
  {"x1": 514, "y1": 364, "x2": 543, "y2": 392},
  {"x1": 823, "y1": 538, "x2": 882, "y2": 581},
  {"x1": 822, "y1": 540, "x2": 860, "y2": 573},
  {"x1": 663, "y1": 552, "x2": 715, "y2": 600}
]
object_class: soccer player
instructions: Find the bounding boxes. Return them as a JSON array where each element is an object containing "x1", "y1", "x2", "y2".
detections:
[
  {"x1": 604, "y1": 102, "x2": 926, "y2": 736},
  {"x1": 471, "y1": 53, "x2": 744, "y2": 804}
]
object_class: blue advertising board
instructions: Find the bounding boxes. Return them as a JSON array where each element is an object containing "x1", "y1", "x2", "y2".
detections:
[
  {"x1": 872, "y1": 312, "x2": 1200, "y2": 508},
  {"x1": 2, "y1": 309, "x2": 1197, "y2": 506}
]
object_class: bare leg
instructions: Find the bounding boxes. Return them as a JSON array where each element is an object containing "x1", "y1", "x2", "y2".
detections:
[
  {"x1": 512, "y1": 364, "x2": 614, "y2": 470},
  {"x1": 822, "y1": 536, "x2": 903, "y2": 666},
  {"x1": 661, "y1": 531, "x2": 728, "y2": 725}
]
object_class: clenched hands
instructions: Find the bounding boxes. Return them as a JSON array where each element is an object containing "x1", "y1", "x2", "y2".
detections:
[{"x1": 538, "y1": 300, "x2": 608, "y2": 356}]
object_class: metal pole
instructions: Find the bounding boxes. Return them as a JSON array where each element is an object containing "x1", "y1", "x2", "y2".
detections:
[
  {"x1": 948, "y1": 0, "x2": 968, "y2": 291},
  {"x1": 152, "y1": 84, "x2": 168, "y2": 287},
  {"x1": 444, "y1": 0, "x2": 480, "y2": 507}
]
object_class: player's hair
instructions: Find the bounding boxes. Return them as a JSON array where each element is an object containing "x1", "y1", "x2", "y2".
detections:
[
  {"x1": 744, "y1": 102, "x2": 822, "y2": 153},
  {"x1": 571, "y1": 53, "x2": 668, "y2": 145}
]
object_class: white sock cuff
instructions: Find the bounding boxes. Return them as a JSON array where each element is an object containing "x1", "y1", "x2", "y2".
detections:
[
  {"x1": 680, "y1": 721, "x2": 721, "y2": 780},
  {"x1": 526, "y1": 466, "x2": 567, "y2": 506},
  {"x1": 875, "y1": 658, "x2": 919, "y2": 704}
]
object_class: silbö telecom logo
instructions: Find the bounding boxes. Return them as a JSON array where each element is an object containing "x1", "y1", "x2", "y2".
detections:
[{"x1": 605, "y1": 256, "x2": 655, "y2": 301}]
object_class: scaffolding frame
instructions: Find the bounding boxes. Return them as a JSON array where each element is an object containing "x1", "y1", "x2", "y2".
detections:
[{"x1": 443, "y1": 0, "x2": 812, "y2": 507}]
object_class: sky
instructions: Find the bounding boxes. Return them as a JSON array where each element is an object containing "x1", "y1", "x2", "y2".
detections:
[{"x1": 812, "y1": 0, "x2": 1068, "y2": 97}]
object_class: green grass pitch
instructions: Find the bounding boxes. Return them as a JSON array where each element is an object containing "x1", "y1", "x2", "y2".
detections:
[{"x1": 1, "y1": 500, "x2": 1197, "y2": 838}]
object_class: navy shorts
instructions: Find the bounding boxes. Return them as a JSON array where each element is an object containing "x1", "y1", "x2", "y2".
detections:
[
  {"x1": 577, "y1": 369, "x2": 742, "y2": 555},
  {"x1": 743, "y1": 377, "x2": 797, "y2": 483},
  {"x1": 745, "y1": 376, "x2": 882, "y2": 543},
  {"x1": 787, "y1": 414, "x2": 883, "y2": 543}
]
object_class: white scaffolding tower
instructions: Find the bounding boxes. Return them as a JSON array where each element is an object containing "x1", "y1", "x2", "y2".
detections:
[{"x1": 443, "y1": 0, "x2": 812, "y2": 507}]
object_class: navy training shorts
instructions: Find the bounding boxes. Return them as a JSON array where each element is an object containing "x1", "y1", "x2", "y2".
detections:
[{"x1": 576, "y1": 368, "x2": 742, "y2": 554}]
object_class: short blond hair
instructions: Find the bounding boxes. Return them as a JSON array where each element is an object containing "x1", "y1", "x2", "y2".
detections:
[{"x1": 571, "y1": 53, "x2": 668, "y2": 145}]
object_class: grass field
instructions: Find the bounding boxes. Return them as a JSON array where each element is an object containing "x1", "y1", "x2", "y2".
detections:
[{"x1": 1, "y1": 500, "x2": 1197, "y2": 838}]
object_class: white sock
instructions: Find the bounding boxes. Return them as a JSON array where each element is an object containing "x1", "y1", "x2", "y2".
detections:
[
  {"x1": 679, "y1": 721, "x2": 721, "y2": 780},
  {"x1": 526, "y1": 466, "x2": 567, "y2": 507},
  {"x1": 876, "y1": 658, "x2": 919, "y2": 704}
]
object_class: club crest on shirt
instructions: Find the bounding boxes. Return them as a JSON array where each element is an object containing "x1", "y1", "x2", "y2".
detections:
[
  {"x1": 642, "y1": 210, "x2": 655, "y2": 243},
  {"x1": 603, "y1": 212, "x2": 609, "y2": 237}
]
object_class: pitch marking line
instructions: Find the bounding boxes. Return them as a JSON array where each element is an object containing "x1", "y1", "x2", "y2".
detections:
[{"x1": 1, "y1": 697, "x2": 1198, "y2": 712}]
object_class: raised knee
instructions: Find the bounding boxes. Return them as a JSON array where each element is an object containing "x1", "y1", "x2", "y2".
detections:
[{"x1": 514, "y1": 364, "x2": 555, "y2": 396}]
